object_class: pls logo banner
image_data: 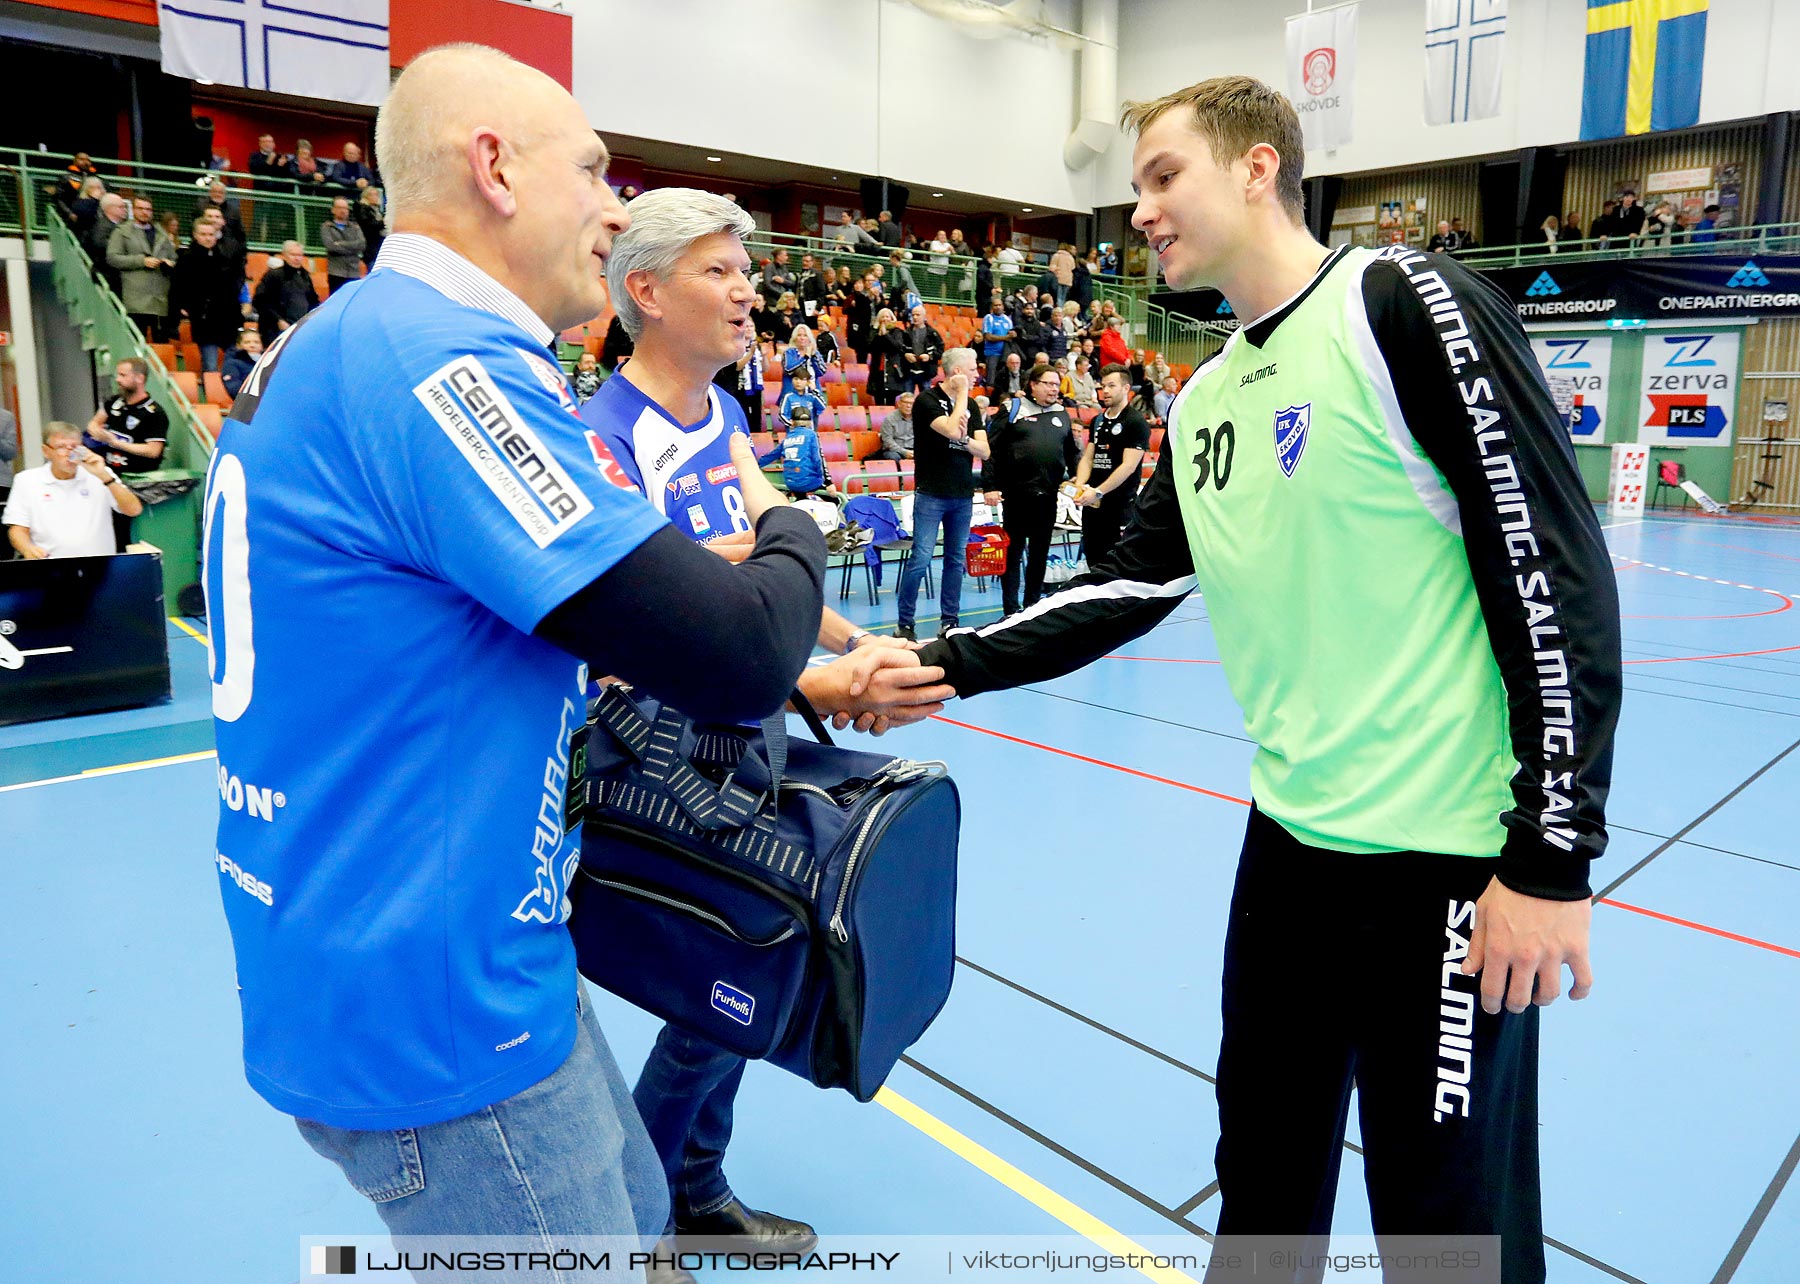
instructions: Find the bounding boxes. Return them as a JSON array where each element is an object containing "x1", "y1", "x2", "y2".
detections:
[
  {"x1": 1639, "y1": 331, "x2": 1739, "y2": 446},
  {"x1": 1286, "y1": 4, "x2": 1358, "y2": 150}
]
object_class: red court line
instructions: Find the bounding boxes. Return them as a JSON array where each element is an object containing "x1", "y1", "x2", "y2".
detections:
[
  {"x1": 932, "y1": 715, "x2": 1791, "y2": 960},
  {"x1": 927, "y1": 714, "x2": 1251, "y2": 806},
  {"x1": 1597, "y1": 897, "x2": 1800, "y2": 960},
  {"x1": 1624, "y1": 643, "x2": 1800, "y2": 666},
  {"x1": 1100, "y1": 655, "x2": 1222, "y2": 665}
]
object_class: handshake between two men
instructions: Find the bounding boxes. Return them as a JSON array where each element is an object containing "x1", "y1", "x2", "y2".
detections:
[{"x1": 705, "y1": 433, "x2": 956, "y2": 736}]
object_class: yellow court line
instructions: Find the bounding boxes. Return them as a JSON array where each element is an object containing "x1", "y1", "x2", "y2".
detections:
[
  {"x1": 168, "y1": 615, "x2": 208, "y2": 643},
  {"x1": 0, "y1": 750, "x2": 216, "y2": 793},
  {"x1": 874, "y1": 1086, "x2": 1200, "y2": 1284}
]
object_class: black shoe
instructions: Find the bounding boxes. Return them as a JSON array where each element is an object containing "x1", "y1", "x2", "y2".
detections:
[
  {"x1": 895, "y1": 623, "x2": 916, "y2": 642},
  {"x1": 675, "y1": 1197, "x2": 819, "y2": 1251},
  {"x1": 644, "y1": 1239, "x2": 698, "y2": 1284}
]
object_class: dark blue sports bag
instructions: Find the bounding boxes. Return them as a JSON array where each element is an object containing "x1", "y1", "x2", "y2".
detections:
[{"x1": 566, "y1": 685, "x2": 959, "y2": 1101}]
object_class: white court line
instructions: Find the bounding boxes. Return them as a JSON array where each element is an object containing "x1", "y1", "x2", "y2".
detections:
[
  {"x1": 1601, "y1": 518, "x2": 1646, "y2": 531},
  {"x1": 0, "y1": 750, "x2": 216, "y2": 794}
]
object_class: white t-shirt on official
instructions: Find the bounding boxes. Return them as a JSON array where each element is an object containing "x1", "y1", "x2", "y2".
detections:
[{"x1": 2, "y1": 463, "x2": 123, "y2": 558}]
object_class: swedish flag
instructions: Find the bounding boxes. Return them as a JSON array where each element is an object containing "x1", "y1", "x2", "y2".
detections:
[{"x1": 1580, "y1": 0, "x2": 1708, "y2": 140}]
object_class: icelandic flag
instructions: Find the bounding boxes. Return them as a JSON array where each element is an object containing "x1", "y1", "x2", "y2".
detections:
[
  {"x1": 1424, "y1": 0, "x2": 1506, "y2": 126},
  {"x1": 158, "y1": 0, "x2": 390, "y2": 108},
  {"x1": 1580, "y1": 0, "x2": 1707, "y2": 140}
]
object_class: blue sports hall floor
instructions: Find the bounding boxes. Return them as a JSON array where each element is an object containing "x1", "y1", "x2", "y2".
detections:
[{"x1": 4, "y1": 508, "x2": 1798, "y2": 1283}]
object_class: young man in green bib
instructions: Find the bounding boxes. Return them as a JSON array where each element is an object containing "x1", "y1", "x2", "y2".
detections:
[{"x1": 917, "y1": 77, "x2": 1620, "y2": 1283}]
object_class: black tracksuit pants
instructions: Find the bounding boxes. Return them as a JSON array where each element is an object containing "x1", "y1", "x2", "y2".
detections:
[
  {"x1": 1000, "y1": 488, "x2": 1057, "y2": 614},
  {"x1": 1207, "y1": 808, "x2": 1544, "y2": 1284},
  {"x1": 1081, "y1": 493, "x2": 1133, "y2": 569}
]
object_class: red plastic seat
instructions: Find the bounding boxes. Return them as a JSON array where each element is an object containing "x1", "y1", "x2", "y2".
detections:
[
  {"x1": 828, "y1": 460, "x2": 863, "y2": 493},
  {"x1": 203, "y1": 372, "x2": 232, "y2": 407},
  {"x1": 837, "y1": 406, "x2": 869, "y2": 432},
  {"x1": 1149, "y1": 427, "x2": 1166, "y2": 453},
  {"x1": 864, "y1": 459, "x2": 901, "y2": 493},
  {"x1": 818, "y1": 432, "x2": 850, "y2": 461}
]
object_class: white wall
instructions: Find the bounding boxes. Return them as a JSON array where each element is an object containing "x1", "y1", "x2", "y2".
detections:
[
  {"x1": 574, "y1": 0, "x2": 1101, "y2": 213},
  {"x1": 1100, "y1": 0, "x2": 1800, "y2": 207}
]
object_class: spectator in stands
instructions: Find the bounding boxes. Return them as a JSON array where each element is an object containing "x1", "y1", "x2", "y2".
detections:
[
  {"x1": 763, "y1": 247, "x2": 796, "y2": 307},
  {"x1": 1128, "y1": 348, "x2": 1147, "y2": 389},
  {"x1": 1644, "y1": 201, "x2": 1678, "y2": 248},
  {"x1": 1589, "y1": 200, "x2": 1618, "y2": 248},
  {"x1": 173, "y1": 217, "x2": 245, "y2": 372},
  {"x1": 1614, "y1": 192, "x2": 1647, "y2": 243},
  {"x1": 220, "y1": 327, "x2": 262, "y2": 401},
  {"x1": 158, "y1": 210, "x2": 185, "y2": 254},
  {"x1": 1450, "y1": 217, "x2": 1478, "y2": 251},
  {"x1": 331, "y1": 141, "x2": 374, "y2": 193},
  {"x1": 1427, "y1": 220, "x2": 1459, "y2": 253},
  {"x1": 197, "y1": 206, "x2": 247, "y2": 277},
  {"x1": 198, "y1": 179, "x2": 244, "y2": 228},
  {"x1": 845, "y1": 277, "x2": 874, "y2": 360},
  {"x1": 975, "y1": 244, "x2": 996, "y2": 311},
  {"x1": 888, "y1": 249, "x2": 920, "y2": 303},
  {"x1": 1153, "y1": 373, "x2": 1180, "y2": 423},
  {"x1": 1067, "y1": 354, "x2": 1098, "y2": 409},
  {"x1": 1099, "y1": 244, "x2": 1120, "y2": 276},
  {"x1": 253, "y1": 241, "x2": 319, "y2": 342},
  {"x1": 772, "y1": 370, "x2": 833, "y2": 501},
  {"x1": 5, "y1": 424, "x2": 142, "y2": 560},
  {"x1": 354, "y1": 186, "x2": 387, "y2": 269},
  {"x1": 989, "y1": 350, "x2": 1026, "y2": 402},
  {"x1": 1097, "y1": 318, "x2": 1130, "y2": 369},
  {"x1": 873, "y1": 391, "x2": 915, "y2": 461},
  {"x1": 600, "y1": 313, "x2": 634, "y2": 374},
  {"x1": 248, "y1": 133, "x2": 295, "y2": 240},
  {"x1": 797, "y1": 252, "x2": 828, "y2": 316},
  {"x1": 572, "y1": 351, "x2": 602, "y2": 404},
  {"x1": 927, "y1": 231, "x2": 951, "y2": 279},
  {"x1": 835, "y1": 210, "x2": 878, "y2": 250},
  {"x1": 876, "y1": 209, "x2": 904, "y2": 248},
  {"x1": 1036, "y1": 248, "x2": 1091, "y2": 310},
  {"x1": 85, "y1": 191, "x2": 125, "y2": 291},
  {"x1": 1143, "y1": 352, "x2": 1171, "y2": 402},
  {"x1": 984, "y1": 362, "x2": 1079, "y2": 617},
  {"x1": 291, "y1": 140, "x2": 328, "y2": 189},
  {"x1": 1692, "y1": 204, "x2": 1721, "y2": 244},
  {"x1": 322, "y1": 196, "x2": 368, "y2": 295},
  {"x1": 210, "y1": 150, "x2": 232, "y2": 173},
  {"x1": 979, "y1": 296, "x2": 1014, "y2": 377},
  {"x1": 749, "y1": 292, "x2": 773, "y2": 346},
  {"x1": 900, "y1": 303, "x2": 944, "y2": 396},
  {"x1": 109, "y1": 196, "x2": 176, "y2": 340},
  {"x1": 63, "y1": 175, "x2": 105, "y2": 238},
  {"x1": 783, "y1": 324, "x2": 828, "y2": 395},
  {"x1": 996, "y1": 241, "x2": 1025, "y2": 275},
  {"x1": 813, "y1": 313, "x2": 842, "y2": 369},
  {"x1": 1077, "y1": 335, "x2": 1099, "y2": 368},
  {"x1": 720, "y1": 335, "x2": 764, "y2": 430},
  {"x1": 1539, "y1": 215, "x2": 1560, "y2": 254},
  {"x1": 618, "y1": 183, "x2": 641, "y2": 202},
  {"x1": 866, "y1": 307, "x2": 902, "y2": 404},
  {"x1": 897, "y1": 347, "x2": 990, "y2": 640},
  {"x1": 768, "y1": 291, "x2": 801, "y2": 346}
]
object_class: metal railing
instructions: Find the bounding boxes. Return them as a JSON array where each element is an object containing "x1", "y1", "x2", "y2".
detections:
[
  {"x1": 1454, "y1": 221, "x2": 1800, "y2": 270},
  {"x1": 1143, "y1": 301, "x2": 1228, "y2": 375},
  {"x1": 45, "y1": 214, "x2": 215, "y2": 469},
  {"x1": 2, "y1": 147, "x2": 358, "y2": 258}
]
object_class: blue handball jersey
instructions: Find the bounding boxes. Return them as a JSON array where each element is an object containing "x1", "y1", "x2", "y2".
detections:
[
  {"x1": 203, "y1": 244, "x2": 667, "y2": 1129},
  {"x1": 579, "y1": 369, "x2": 754, "y2": 544}
]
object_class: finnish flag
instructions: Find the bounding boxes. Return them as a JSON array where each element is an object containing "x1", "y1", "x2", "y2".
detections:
[
  {"x1": 158, "y1": 0, "x2": 390, "y2": 108},
  {"x1": 1424, "y1": 0, "x2": 1506, "y2": 126}
]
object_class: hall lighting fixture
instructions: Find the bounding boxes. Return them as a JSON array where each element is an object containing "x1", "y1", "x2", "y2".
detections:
[
  {"x1": 706, "y1": 156, "x2": 723, "y2": 162},
  {"x1": 1606, "y1": 318, "x2": 1647, "y2": 329},
  {"x1": 1022, "y1": 207, "x2": 1033, "y2": 213},
  {"x1": 933, "y1": 192, "x2": 943, "y2": 198}
]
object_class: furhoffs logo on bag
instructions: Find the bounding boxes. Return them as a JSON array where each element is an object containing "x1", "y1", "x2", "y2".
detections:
[
  {"x1": 712, "y1": 981, "x2": 755, "y2": 1026},
  {"x1": 1302, "y1": 46, "x2": 1336, "y2": 94},
  {"x1": 1274, "y1": 404, "x2": 1311, "y2": 477}
]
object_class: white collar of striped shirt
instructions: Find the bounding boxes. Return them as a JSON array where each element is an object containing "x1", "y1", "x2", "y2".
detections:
[{"x1": 374, "y1": 233, "x2": 555, "y2": 348}]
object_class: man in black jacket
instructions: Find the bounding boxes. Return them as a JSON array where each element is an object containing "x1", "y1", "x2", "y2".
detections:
[
  {"x1": 85, "y1": 194, "x2": 128, "y2": 295},
  {"x1": 1072, "y1": 364, "x2": 1150, "y2": 567},
  {"x1": 983, "y1": 363, "x2": 1079, "y2": 616},
  {"x1": 899, "y1": 304, "x2": 943, "y2": 396},
  {"x1": 253, "y1": 242, "x2": 319, "y2": 343},
  {"x1": 173, "y1": 218, "x2": 247, "y2": 372}
]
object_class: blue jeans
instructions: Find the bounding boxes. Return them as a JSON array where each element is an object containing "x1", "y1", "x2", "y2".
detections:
[
  {"x1": 297, "y1": 986, "x2": 667, "y2": 1280},
  {"x1": 632, "y1": 1023, "x2": 747, "y2": 1226},
  {"x1": 198, "y1": 343, "x2": 224, "y2": 373},
  {"x1": 898, "y1": 491, "x2": 970, "y2": 631}
]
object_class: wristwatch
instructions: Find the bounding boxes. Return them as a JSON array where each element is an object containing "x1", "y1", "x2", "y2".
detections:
[{"x1": 843, "y1": 630, "x2": 870, "y2": 654}]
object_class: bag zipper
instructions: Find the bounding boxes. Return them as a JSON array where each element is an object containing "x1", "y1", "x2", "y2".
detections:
[
  {"x1": 580, "y1": 871, "x2": 798, "y2": 947},
  {"x1": 826, "y1": 761, "x2": 948, "y2": 942}
]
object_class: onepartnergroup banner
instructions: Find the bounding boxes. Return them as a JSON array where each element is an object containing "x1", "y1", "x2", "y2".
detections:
[{"x1": 300, "y1": 1234, "x2": 1502, "y2": 1282}]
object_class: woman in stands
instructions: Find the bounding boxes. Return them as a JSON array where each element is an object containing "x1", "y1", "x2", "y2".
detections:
[
  {"x1": 1540, "y1": 215, "x2": 1560, "y2": 254},
  {"x1": 768, "y1": 290, "x2": 801, "y2": 347},
  {"x1": 866, "y1": 307, "x2": 903, "y2": 406},
  {"x1": 782, "y1": 325, "x2": 828, "y2": 395}
]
